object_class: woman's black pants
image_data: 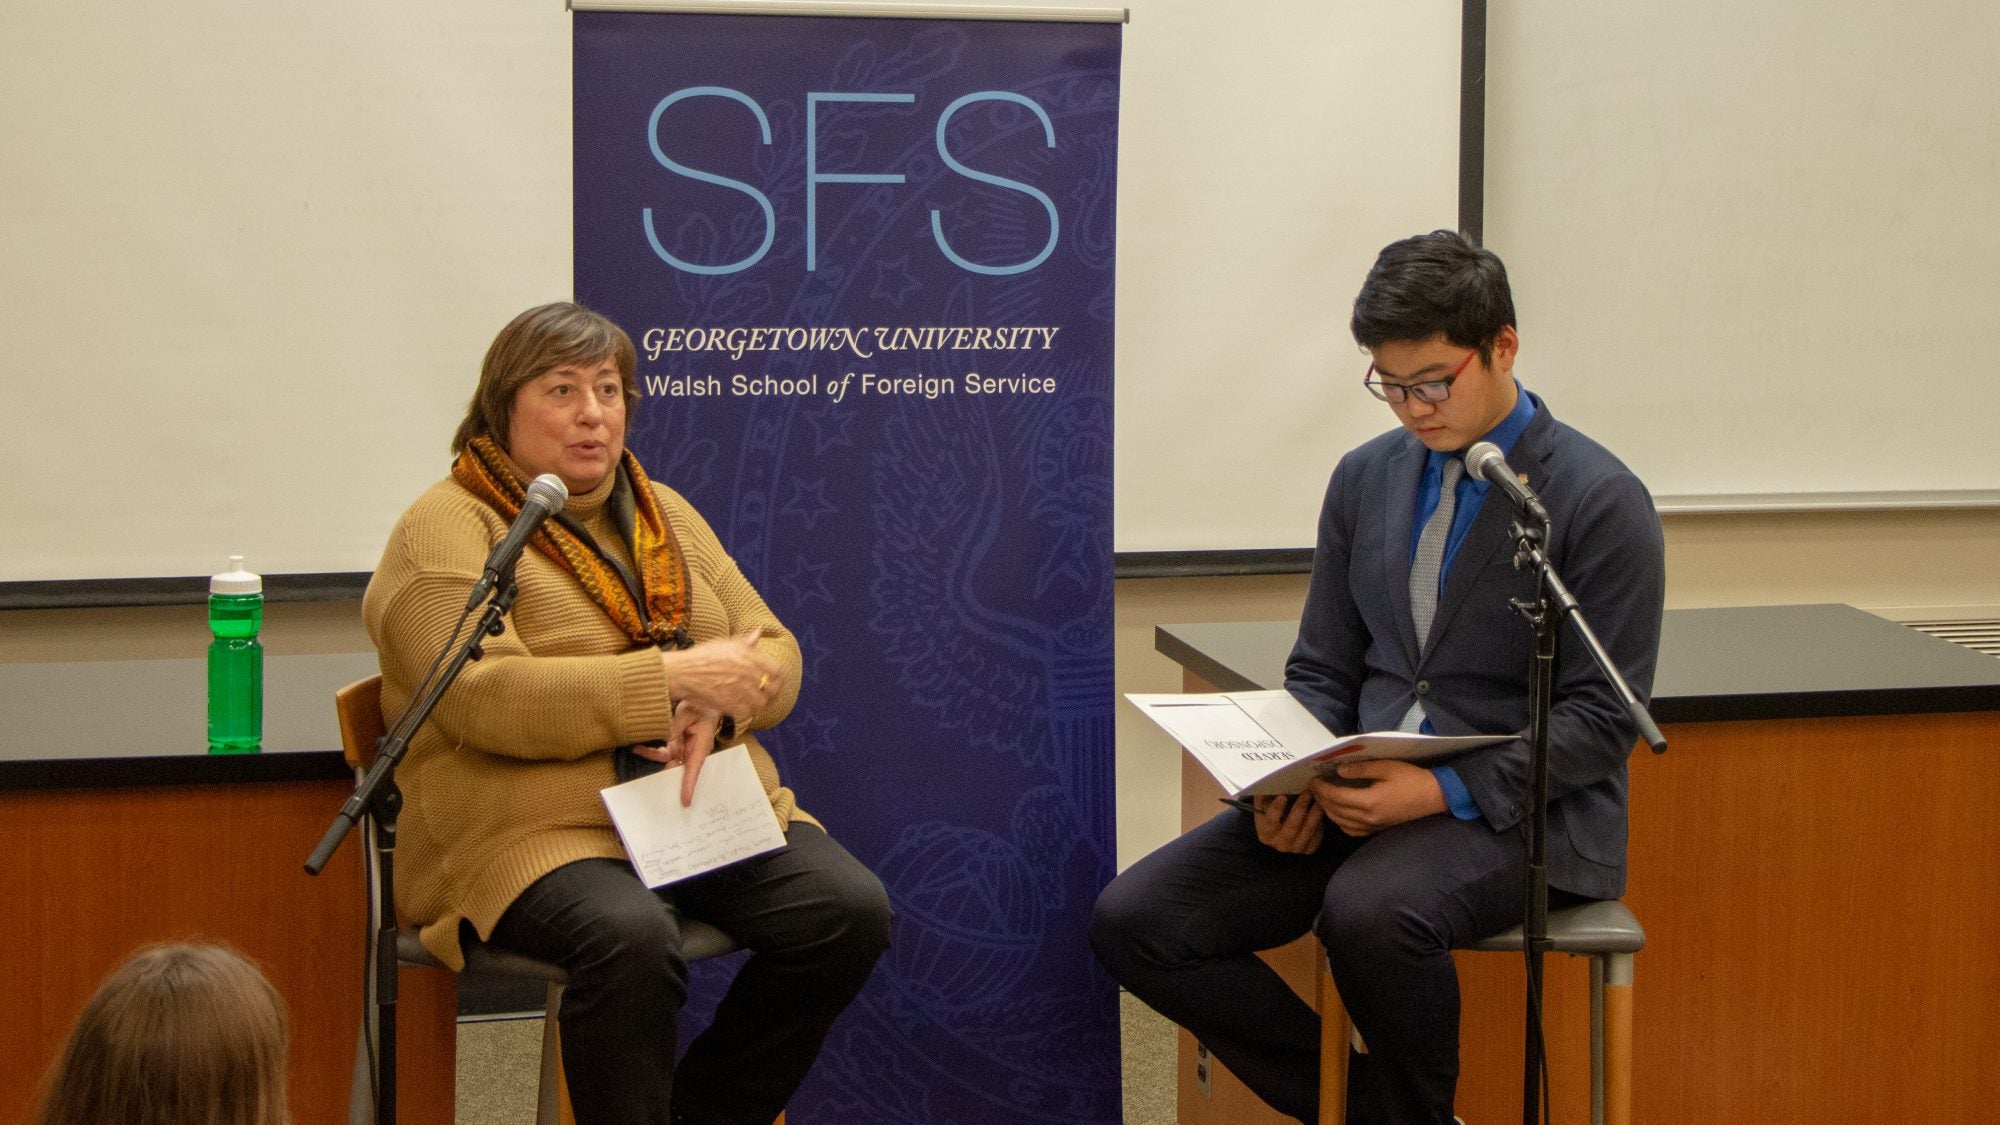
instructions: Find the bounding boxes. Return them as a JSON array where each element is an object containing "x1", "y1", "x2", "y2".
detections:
[{"x1": 491, "y1": 823, "x2": 891, "y2": 1125}]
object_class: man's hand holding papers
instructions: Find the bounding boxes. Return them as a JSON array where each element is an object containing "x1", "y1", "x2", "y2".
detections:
[{"x1": 1125, "y1": 689, "x2": 1509, "y2": 799}]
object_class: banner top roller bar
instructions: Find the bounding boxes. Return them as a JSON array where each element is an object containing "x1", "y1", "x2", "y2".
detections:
[{"x1": 568, "y1": 0, "x2": 1129, "y2": 23}]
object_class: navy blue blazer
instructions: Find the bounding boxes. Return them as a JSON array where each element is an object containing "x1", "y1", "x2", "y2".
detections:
[{"x1": 1284, "y1": 397, "x2": 1666, "y2": 900}]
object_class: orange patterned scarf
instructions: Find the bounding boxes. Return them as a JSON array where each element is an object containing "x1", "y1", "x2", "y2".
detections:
[{"x1": 451, "y1": 436, "x2": 690, "y2": 645}]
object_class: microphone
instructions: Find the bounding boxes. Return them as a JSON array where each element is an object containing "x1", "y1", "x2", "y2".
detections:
[
  {"x1": 1464, "y1": 442, "x2": 1549, "y2": 525},
  {"x1": 464, "y1": 473, "x2": 568, "y2": 609}
]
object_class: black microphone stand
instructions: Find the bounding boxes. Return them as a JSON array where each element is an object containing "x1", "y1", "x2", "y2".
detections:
[
  {"x1": 305, "y1": 570, "x2": 520, "y2": 1125},
  {"x1": 1503, "y1": 512, "x2": 1665, "y2": 1125}
]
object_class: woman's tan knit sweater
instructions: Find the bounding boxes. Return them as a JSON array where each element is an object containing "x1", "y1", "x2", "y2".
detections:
[{"x1": 362, "y1": 463, "x2": 808, "y2": 969}]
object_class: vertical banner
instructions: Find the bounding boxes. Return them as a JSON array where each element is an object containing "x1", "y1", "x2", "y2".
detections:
[{"x1": 575, "y1": 10, "x2": 1122, "y2": 1124}]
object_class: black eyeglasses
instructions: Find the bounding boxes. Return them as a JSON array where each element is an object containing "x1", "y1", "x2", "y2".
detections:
[{"x1": 1362, "y1": 348, "x2": 1479, "y2": 404}]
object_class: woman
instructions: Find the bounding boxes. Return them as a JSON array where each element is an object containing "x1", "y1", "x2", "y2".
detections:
[
  {"x1": 32, "y1": 942, "x2": 290, "y2": 1125},
  {"x1": 363, "y1": 302, "x2": 890, "y2": 1125}
]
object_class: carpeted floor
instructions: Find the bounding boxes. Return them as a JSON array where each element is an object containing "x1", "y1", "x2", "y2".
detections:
[{"x1": 454, "y1": 991, "x2": 1177, "y2": 1125}]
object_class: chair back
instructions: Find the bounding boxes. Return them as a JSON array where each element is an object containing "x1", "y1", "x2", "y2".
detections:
[
  {"x1": 329, "y1": 672, "x2": 742, "y2": 1125},
  {"x1": 335, "y1": 675, "x2": 386, "y2": 771}
]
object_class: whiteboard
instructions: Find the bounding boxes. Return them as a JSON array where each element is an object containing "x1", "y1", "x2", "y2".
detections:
[
  {"x1": 1483, "y1": 1, "x2": 2000, "y2": 509},
  {"x1": 1111, "y1": 2, "x2": 1460, "y2": 550},
  {"x1": 12, "y1": 2, "x2": 1998, "y2": 583},
  {"x1": 0, "y1": 0, "x2": 573, "y2": 583},
  {"x1": 0, "y1": 0, "x2": 1460, "y2": 581}
]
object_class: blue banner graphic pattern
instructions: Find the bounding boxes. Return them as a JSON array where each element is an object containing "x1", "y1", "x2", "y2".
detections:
[{"x1": 575, "y1": 13, "x2": 1121, "y2": 1123}]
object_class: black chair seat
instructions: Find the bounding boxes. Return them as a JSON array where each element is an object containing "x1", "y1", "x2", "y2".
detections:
[{"x1": 393, "y1": 918, "x2": 741, "y2": 982}]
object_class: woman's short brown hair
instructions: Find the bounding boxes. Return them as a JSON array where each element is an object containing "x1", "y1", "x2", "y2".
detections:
[
  {"x1": 32, "y1": 942, "x2": 291, "y2": 1125},
  {"x1": 451, "y1": 301, "x2": 640, "y2": 455}
]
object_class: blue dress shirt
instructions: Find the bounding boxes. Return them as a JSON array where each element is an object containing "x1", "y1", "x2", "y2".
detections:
[{"x1": 1415, "y1": 383, "x2": 1537, "y2": 820}]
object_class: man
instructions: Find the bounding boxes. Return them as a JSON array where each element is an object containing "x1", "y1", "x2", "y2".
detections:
[{"x1": 1091, "y1": 230, "x2": 1665, "y2": 1124}]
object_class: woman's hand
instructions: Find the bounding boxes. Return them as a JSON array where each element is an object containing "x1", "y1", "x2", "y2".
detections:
[
  {"x1": 1252, "y1": 791, "x2": 1326, "y2": 854},
  {"x1": 658, "y1": 628, "x2": 780, "y2": 718},
  {"x1": 629, "y1": 704, "x2": 723, "y2": 806}
]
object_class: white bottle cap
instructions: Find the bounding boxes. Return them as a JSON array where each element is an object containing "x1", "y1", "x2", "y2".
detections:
[{"x1": 211, "y1": 555, "x2": 263, "y2": 595}]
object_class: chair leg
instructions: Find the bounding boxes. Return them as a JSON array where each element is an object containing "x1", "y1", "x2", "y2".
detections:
[
  {"x1": 1589, "y1": 956, "x2": 1606, "y2": 1125},
  {"x1": 1318, "y1": 963, "x2": 1350, "y2": 1125},
  {"x1": 1601, "y1": 952, "x2": 1633, "y2": 1125},
  {"x1": 537, "y1": 982, "x2": 567, "y2": 1125}
]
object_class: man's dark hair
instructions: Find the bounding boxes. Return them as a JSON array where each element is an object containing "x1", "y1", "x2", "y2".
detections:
[{"x1": 1350, "y1": 229, "x2": 1517, "y2": 363}]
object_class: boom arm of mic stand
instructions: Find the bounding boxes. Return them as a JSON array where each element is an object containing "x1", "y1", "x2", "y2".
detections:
[
  {"x1": 1520, "y1": 547, "x2": 1668, "y2": 755},
  {"x1": 305, "y1": 581, "x2": 519, "y2": 875}
]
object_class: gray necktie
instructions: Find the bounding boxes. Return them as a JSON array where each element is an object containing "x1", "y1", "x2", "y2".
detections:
[{"x1": 1400, "y1": 457, "x2": 1463, "y2": 732}]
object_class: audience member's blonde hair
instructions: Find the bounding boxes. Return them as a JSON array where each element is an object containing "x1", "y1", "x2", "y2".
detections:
[{"x1": 32, "y1": 942, "x2": 290, "y2": 1125}]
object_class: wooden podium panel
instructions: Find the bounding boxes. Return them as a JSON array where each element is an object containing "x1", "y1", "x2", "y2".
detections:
[
  {"x1": 1609, "y1": 713, "x2": 2000, "y2": 1125},
  {"x1": 1450, "y1": 711, "x2": 2000, "y2": 1125},
  {"x1": 0, "y1": 780, "x2": 456, "y2": 1125}
]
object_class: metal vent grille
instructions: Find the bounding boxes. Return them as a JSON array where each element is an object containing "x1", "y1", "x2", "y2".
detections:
[{"x1": 1904, "y1": 619, "x2": 2000, "y2": 659}]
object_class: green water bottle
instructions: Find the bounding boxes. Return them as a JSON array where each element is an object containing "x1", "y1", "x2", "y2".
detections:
[{"x1": 207, "y1": 555, "x2": 263, "y2": 753}]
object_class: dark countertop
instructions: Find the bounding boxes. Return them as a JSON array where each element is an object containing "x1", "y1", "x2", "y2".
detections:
[
  {"x1": 0, "y1": 651, "x2": 379, "y2": 789},
  {"x1": 13, "y1": 605, "x2": 1997, "y2": 790},
  {"x1": 1156, "y1": 603, "x2": 2000, "y2": 724}
]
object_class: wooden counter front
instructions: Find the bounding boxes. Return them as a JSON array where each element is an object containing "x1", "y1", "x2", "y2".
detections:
[
  {"x1": 1, "y1": 654, "x2": 455, "y2": 1125},
  {"x1": 1160, "y1": 606, "x2": 2000, "y2": 1125}
]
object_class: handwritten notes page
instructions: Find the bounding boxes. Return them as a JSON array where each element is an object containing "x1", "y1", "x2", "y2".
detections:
[{"x1": 600, "y1": 745, "x2": 787, "y2": 888}]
